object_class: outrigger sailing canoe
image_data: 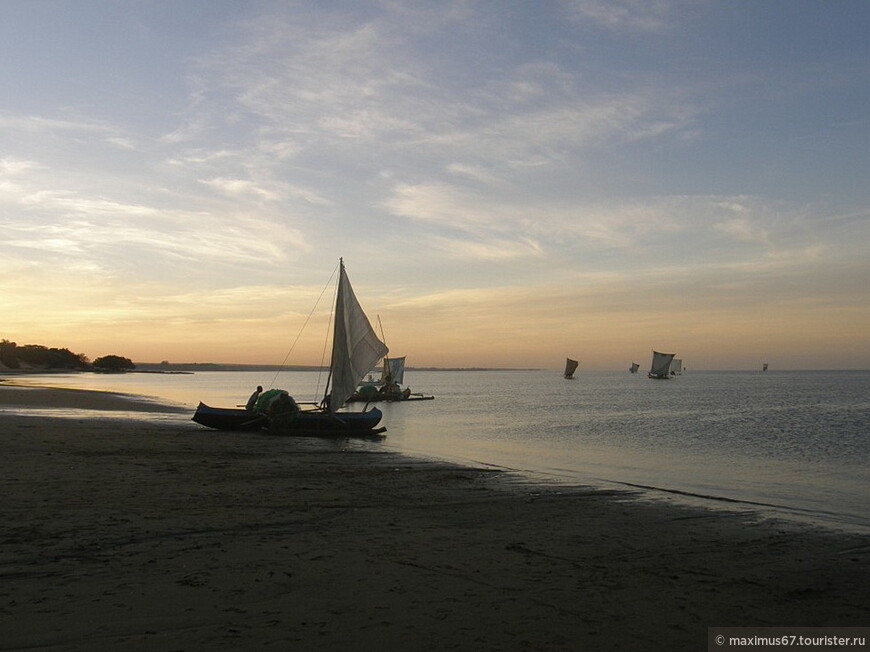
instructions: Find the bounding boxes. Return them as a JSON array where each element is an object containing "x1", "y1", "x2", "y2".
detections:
[
  {"x1": 192, "y1": 402, "x2": 384, "y2": 435},
  {"x1": 347, "y1": 355, "x2": 434, "y2": 402},
  {"x1": 648, "y1": 351, "x2": 676, "y2": 379},
  {"x1": 192, "y1": 258, "x2": 389, "y2": 437},
  {"x1": 564, "y1": 358, "x2": 578, "y2": 379}
]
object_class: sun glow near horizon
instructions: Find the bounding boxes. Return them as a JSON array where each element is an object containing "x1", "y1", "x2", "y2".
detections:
[{"x1": 8, "y1": 264, "x2": 868, "y2": 372}]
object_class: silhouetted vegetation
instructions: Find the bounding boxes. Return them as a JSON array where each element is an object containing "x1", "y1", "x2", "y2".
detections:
[
  {"x1": 0, "y1": 340, "x2": 18, "y2": 368},
  {"x1": 92, "y1": 355, "x2": 135, "y2": 371},
  {"x1": 0, "y1": 340, "x2": 135, "y2": 372},
  {"x1": 0, "y1": 340, "x2": 90, "y2": 370}
]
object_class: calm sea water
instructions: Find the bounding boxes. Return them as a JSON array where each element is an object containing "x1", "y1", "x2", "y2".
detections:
[{"x1": 6, "y1": 369, "x2": 869, "y2": 531}]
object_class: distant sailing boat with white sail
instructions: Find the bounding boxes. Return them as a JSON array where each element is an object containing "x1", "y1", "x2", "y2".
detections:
[
  {"x1": 648, "y1": 351, "x2": 676, "y2": 379},
  {"x1": 192, "y1": 259, "x2": 389, "y2": 436},
  {"x1": 564, "y1": 358, "x2": 579, "y2": 379},
  {"x1": 763, "y1": 363, "x2": 769, "y2": 372},
  {"x1": 349, "y1": 355, "x2": 434, "y2": 402},
  {"x1": 629, "y1": 362, "x2": 640, "y2": 374}
]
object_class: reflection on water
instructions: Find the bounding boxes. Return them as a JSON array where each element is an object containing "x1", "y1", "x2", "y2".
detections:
[
  {"x1": 6, "y1": 369, "x2": 869, "y2": 530},
  {"x1": 0, "y1": 406, "x2": 192, "y2": 426}
]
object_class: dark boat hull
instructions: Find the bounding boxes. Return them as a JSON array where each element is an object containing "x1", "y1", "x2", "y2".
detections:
[
  {"x1": 347, "y1": 392, "x2": 434, "y2": 403},
  {"x1": 192, "y1": 403, "x2": 385, "y2": 436},
  {"x1": 192, "y1": 403, "x2": 266, "y2": 430}
]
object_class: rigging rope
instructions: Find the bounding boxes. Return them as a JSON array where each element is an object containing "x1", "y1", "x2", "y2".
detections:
[{"x1": 267, "y1": 262, "x2": 339, "y2": 395}]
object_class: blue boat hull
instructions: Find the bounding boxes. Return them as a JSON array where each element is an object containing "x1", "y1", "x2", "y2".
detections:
[{"x1": 192, "y1": 403, "x2": 385, "y2": 437}]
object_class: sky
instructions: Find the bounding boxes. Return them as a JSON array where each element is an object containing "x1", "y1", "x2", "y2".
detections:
[{"x1": 1, "y1": 0, "x2": 868, "y2": 370}]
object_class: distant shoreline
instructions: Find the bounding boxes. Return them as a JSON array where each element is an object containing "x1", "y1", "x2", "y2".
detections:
[
  {"x1": 132, "y1": 363, "x2": 541, "y2": 373},
  {"x1": 3, "y1": 364, "x2": 868, "y2": 374},
  {"x1": 0, "y1": 363, "x2": 540, "y2": 375},
  {"x1": 128, "y1": 364, "x2": 870, "y2": 373}
]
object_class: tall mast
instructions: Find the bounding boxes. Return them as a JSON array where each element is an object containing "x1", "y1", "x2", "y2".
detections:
[
  {"x1": 321, "y1": 258, "x2": 343, "y2": 407},
  {"x1": 376, "y1": 314, "x2": 391, "y2": 382}
]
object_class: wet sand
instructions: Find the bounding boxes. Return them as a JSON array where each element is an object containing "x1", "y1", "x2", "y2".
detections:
[{"x1": 1, "y1": 384, "x2": 868, "y2": 650}]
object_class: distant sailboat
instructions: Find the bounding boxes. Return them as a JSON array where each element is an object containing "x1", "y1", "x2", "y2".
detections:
[
  {"x1": 564, "y1": 358, "x2": 579, "y2": 379},
  {"x1": 348, "y1": 355, "x2": 434, "y2": 402},
  {"x1": 629, "y1": 362, "x2": 640, "y2": 374},
  {"x1": 648, "y1": 351, "x2": 676, "y2": 379},
  {"x1": 374, "y1": 355, "x2": 406, "y2": 386},
  {"x1": 356, "y1": 355, "x2": 406, "y2": 390},
  {"x1": 763, "y1": 363, "x2": 769, "y2": 372}
]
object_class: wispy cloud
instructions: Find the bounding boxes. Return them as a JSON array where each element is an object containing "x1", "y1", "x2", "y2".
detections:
[
  {"x1": 0, "y1": 157, "x2": 41, "y2": 174},
  {"x1": 20, "y1": 191, "x2": 161, "y2": 217},
  {"x1": 186, "y1": 6, "x2": 697, "y2": 183},
  {"x1": 198, "y1": 177, "x2": 282, "y2": 201},
  {"x1": 561, "y1": 0, "x2": 685, "y2": 32},
  {"x1": 1, "y1": 185, "x2": 305, "y2": 280},
  {"x1": 382, "y1": 185, "x2": 806, "y2": 261},
  {"x1": 0, "y1": 113, "x2": 112, "y2": 134},
  {"x1": 714, "y1": 218, "x2": 770, "y2": 244}
]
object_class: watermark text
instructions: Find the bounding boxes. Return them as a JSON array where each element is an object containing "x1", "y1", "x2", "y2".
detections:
[{"x1": 709, "y1": 627, "x2": 869, "y2": 651}]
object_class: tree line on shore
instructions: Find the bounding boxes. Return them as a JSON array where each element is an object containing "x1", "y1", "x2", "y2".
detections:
[{"x1": 0, "y1": 340, "x2": 134, "y2": 371}]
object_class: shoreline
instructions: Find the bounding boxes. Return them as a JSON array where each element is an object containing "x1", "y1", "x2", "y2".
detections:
[
  {"x1": 0, "y1": 382, "x2": 190, "y2": 412},
  {"x1": 1, "y1": 385, "x2": 868, "y2": 650}
]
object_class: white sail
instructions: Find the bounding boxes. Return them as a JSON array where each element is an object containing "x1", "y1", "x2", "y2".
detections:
[
  {"x1": 564, "y1": 358, "x2": 578, "y2": 378},
  {"x1": 328, "y1": 260, "x2": 389, "y2": 412},
  {"x1": 670, "y1": 358, "x2": 682, "y2": 374},
  {"x1": 649, "y1": 351, "x2": 675, "y2": 377},
  {"x1": 383, "y1": 356, "x2": 406, "y2": 385}
]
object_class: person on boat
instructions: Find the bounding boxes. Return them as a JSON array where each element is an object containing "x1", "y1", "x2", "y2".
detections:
[
  {"x1": 378, "y1": 380, "x2": 398, "y2": 398},
  {"x1": 246, "y1": 386, "x2": 263, "y2": 411}
]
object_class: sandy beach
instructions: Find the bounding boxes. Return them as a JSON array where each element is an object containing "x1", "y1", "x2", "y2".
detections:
[{"x1": 1, "y1": 384, "x2": 868, "y2": 651}]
